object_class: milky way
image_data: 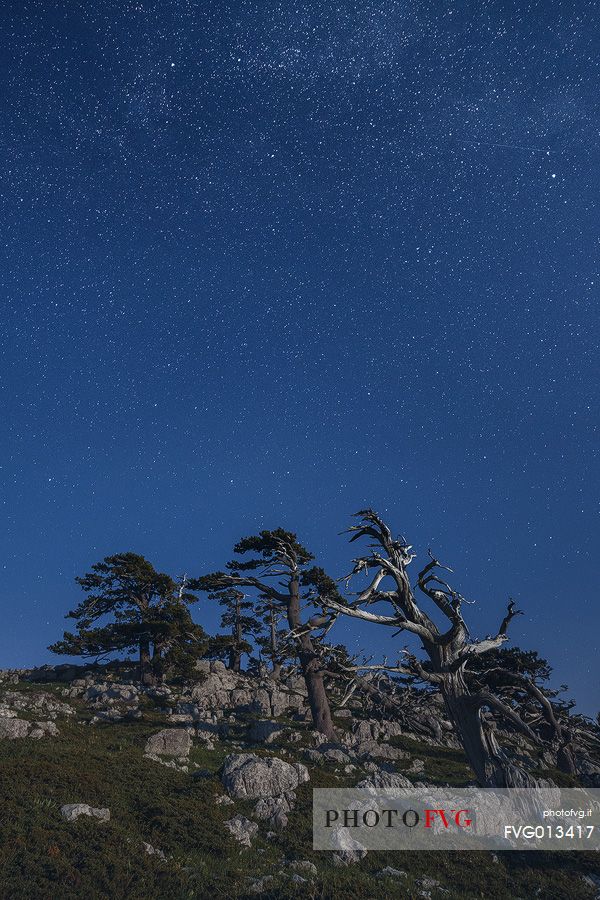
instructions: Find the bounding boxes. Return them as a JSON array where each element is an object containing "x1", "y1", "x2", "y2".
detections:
[{"x1": 1, "y1": 1, "x2": 598, "y2": 712}]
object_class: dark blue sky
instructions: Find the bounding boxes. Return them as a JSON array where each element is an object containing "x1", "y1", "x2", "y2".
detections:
[{"x1": 1, "y1": 1, "x2": 598, "y2": 713}]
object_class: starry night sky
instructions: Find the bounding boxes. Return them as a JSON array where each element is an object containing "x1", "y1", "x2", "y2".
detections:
[{"x1": 1, "y1": 1, "x2": 598, "y2": 713}]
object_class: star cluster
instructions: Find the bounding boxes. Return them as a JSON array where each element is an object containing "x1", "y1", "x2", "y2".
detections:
[{"x1": 0, "y1": 1, "x2": 598, "y2": 711}]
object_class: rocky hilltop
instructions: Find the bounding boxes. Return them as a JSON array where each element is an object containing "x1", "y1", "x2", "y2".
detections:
[{"x1": 0, "y1": 662, "x2": 599, "y2": 899}]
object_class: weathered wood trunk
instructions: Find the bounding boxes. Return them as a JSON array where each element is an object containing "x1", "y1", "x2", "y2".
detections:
[
  {"x1": 440, "y1": 671, "x2": 534, "y2": 787},
  {"x1": 288, "y1": 575, "x2": 336, "y2": 740}
]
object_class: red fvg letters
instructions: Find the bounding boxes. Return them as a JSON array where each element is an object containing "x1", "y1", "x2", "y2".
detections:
[
  {"x1": 424, "y1": 809, "x2": 473, "y2": 828},
  {"x1": 425, "y1": 809, "x2": 449, "y2": 828}
]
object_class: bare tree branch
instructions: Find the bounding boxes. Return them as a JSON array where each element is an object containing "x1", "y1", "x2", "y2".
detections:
[{"x1": 473, "y1": 691, "x2": 538, "y2": 743}]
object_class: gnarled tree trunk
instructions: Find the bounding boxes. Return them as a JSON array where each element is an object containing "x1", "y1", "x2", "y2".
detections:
[
  {"x1": 288, "y1": 573, "x2": 336, "y2": 740},
  {"x1": 440, "y1": 670, "x2": 535, "y2": 787}
]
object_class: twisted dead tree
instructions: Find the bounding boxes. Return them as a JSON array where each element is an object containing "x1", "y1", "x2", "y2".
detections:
[{"x1": 319, "y1": 509, "x2": 560, "y2": 787}]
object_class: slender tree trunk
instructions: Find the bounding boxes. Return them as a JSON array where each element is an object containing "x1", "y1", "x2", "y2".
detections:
[
  {"x1": 270, "y1": 661, "x2": 282, "y2": 682},
  {"x1": 230, "y1": 594, "x2": 243, "y2": 672},
  {"x1": 139, "y1": 636, "x2": 154, "y2": 686},
  {"x1": 440, "y1": 671, "x2": 534, "y2": 787},
  {"x1": 268, "y1": 608, "x2": 282, "y2": 680},
  {"x1": 287, "y1": 575, "x2": 336, "y2": 740},
  {"x1": 228, "y1": 645, "x2": 242, "y2": 673}
]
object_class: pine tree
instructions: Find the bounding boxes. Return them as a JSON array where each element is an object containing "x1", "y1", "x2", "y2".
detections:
[
  {"x1": 192, "y1": 528, "x2": 337, "y2": 739},
  {"x1": 203, "y1": 586, "x2": 259, "y2": 671},
  {"x1": 49, "y1": 553, "x2": 202, "y2": 684}
]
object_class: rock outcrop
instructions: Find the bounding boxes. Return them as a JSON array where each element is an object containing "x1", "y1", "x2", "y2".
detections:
[
  {"x1": 145, "y1": 728, "x2": 191, "y2": 758},
  {"x1": 221, "y1": 753, "x2": 309, "y2": 800},
  {"x1": 223, "y1": 814, "x2": 258, "y2": 847},
  {"x1": 60, "y1": 804, "x2": 110, "y2": 823}
]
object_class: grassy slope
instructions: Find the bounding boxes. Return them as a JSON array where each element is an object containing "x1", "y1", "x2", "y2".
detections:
[{"x1": 0, "y1": 684, "x2": 598, "y2": 900}]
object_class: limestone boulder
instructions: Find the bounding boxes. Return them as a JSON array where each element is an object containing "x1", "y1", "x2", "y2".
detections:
[{"x1": 221, "y1": 753, "x2": 309, "y2": 800}]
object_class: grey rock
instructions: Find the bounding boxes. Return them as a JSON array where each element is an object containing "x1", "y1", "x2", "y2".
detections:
[
  {"x1": 145, "y1": 728, "x2": 191, "y2": 758},
  {"x1": 250, "y1": 689, "x2": 272, "y2": 717},
  {"x1": 231, "y1": 688, "x2": 253, "y2": 708},
  {"x1": 224, "y1": 814, "x2": 258, "y2": 847},
  {"x1": 85, "y1": 682, "x2": 139, "y2": 705},
  {"x1": 0, "y1": 718, "x2": 30, "y2": 739},
  {"x1": 330, "y1": 828, "x2": 367, "y2": 864},
  {"x1": 322, "y1": 747, "x2": 352, "y2": 764},
  {"x1": 287, "y1": 860, "x2": 317, "y2": 877},
  {"x1": 61, "y1": 803, "x2": 110, "y2": 823},
  {"x1": 356, "y1": 769, "x2": 413, "y2": 789},
  {"x1": 1, "y1": 691, "x2": 74, "y2": 719},
  {"x1": 142, "y1": 841, "x2": 166, "y2": 859},
  {"x1": 354, "y1": 739, "x2": 407, "y2": 760},
  {"x1": 253, "y1": 795, "x2": 292, "y2": 829},
  {"x1": 221, "y1": 753, "x2": 309, "y2": 800},
  {"x1": 352, "y1": 720, "x2": 379, "y2": 743},
  {"x1": 29, "y1": 721, "x2": 60, "y2": 739},
  {"x1": 304, "y1": 749, "x2": 324, "y2": 764},
  {"x1": 210, "y1": 660, "x2": 227, "y2": 674},
  {"x1": 377, "y1": 866, "x2": 408, "y2": 879}
]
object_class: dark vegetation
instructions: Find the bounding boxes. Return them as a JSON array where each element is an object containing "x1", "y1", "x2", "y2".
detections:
[{"x1": 0, "y1": 695, "x2": 598, "y2": 900}]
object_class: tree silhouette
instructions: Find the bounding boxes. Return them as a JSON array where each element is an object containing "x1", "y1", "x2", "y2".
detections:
[
  {"x1": 319, "y1": 509, "x2": 571, "y2": 787},
  {"x1": 49, "y1": 553, "x2": 202, "y2": 684},
  {"x1": 192, "y1": 528, "x2": 337, "y2": 739}
]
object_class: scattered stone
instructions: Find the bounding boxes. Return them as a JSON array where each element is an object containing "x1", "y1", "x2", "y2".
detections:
[
  {"x1": 60, "y1": 804, "x2": 110, "y2": 823},
  {"x1": 416, "y1": 876, "x2": 449, "y2": 896},
  {"x1": 304, "y1": 749, "x2": 325, "y2": 765},
  {"x1": 356, "y1": 769, "x2": 413, "y2": 790},
  {"x1": 85, "y1": 682, "x2": 139, "y2": 704},
  {"x1": 142, "y1": 841, "x2": 166, "y2": 859},
  {"x1": 287, "y1": 860, "x2": 317, "y2": 877},
  {"x1": 214, "y1": 794, "x2": 234, "y2": 806},
  {"x1": 330, "y1": 828, "x2": 368, "y2": 865},
  {"x1": 247, "y1": 875, "x2": 274, "y2": 894},
  {"x1": 354, "y1": 739, "x2": 407, "y2": 760},
  {"x1": 0, "y1": 691, "x2": 74, "y2": 719},
  {"x1": 0, "y1": 718, "x2": 30, "y2": 739},
  {"x1": 29, "y1": 721, "x2": 60, "y2": 739},
  {"x1": 253, "y1": 795, "x2": 292, "y2": 829},
  {"x1": 377, "y1": 866, "x2": 408, "y2": 879},
  {"x1": 145, "y1": 728, "x2": 191, "y2": 758},
  {"x1": 224, "y1": 814, "x2": 258, "y2": 847},
  {"x1": 221, "y1": 753, "x2": 309, "y2": 800}
]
